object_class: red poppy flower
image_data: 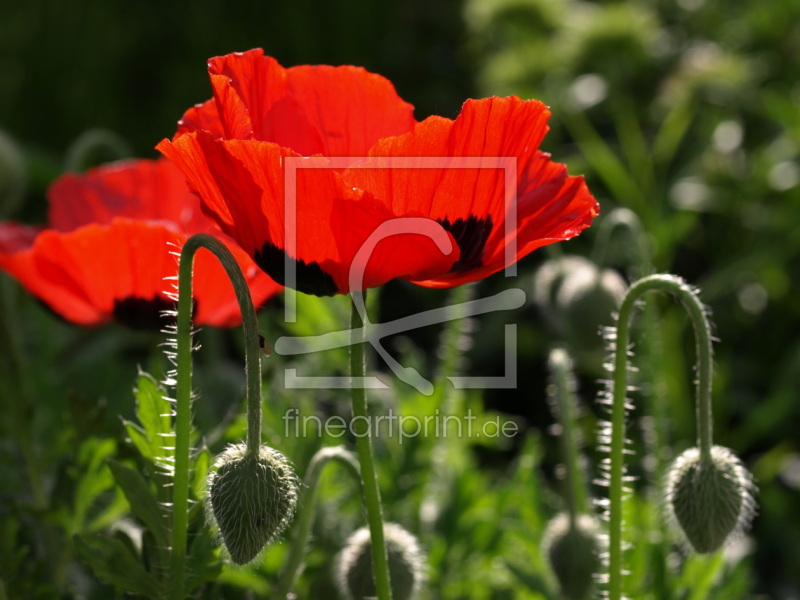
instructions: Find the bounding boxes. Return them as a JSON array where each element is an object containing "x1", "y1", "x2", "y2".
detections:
[
  {"x1": 0, "y1": 158, "x2": 282, "y2": 328},
  {"x1": 157, "y1": 49, "x2": 598, "y2": 296}
]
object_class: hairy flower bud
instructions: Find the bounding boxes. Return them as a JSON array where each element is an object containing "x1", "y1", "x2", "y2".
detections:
[
  {"x1": 533, "y1": 256, "x2": 626, "y2": 373},
  {"x1": 205, "y1": 443, "x2": 298, "y2": 565},
  {"x1": 542, "y1": 512, "x2": 601, "y2": 600},
  {"x1": 665, "y1": 445, "x2": 756, "y2": 554},
  {"x1": 336, "y1": 523, "x2": 424, "y2": 600}
]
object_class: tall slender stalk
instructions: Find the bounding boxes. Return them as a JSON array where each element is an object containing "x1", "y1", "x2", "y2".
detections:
[
  {"x1": 547, "y1": 347, "x2": 588, "y2": 522},
  {"x1": 349, "y1": 292, "x2": 393, "y2": 600},
  {"x1": 606, "y1": 274, "x2": 714, "y2": 600},
  {"x1": 171, "y1": 233, "x2": 263, "y2": 600}
]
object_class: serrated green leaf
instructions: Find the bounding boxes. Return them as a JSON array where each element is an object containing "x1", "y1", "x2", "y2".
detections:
[
  {"x1": 107, "y1": 460, "x2": 169, "y2": 548},
  {"x1": 135, "y1": 372, "x2": 172, "y2": 436},
  {"x1": 74, "y1": 532, "x2": 163, "y2": 598}
]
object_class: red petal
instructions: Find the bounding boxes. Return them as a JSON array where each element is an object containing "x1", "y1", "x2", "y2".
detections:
[
  {"x1": 158, "y1": 133, "x2": 458, "y2": 294},
  {"x1": 175, "y1": 49, "x2": 416, "y2": 157},
  {"x1": 343, "y1": 96, "x2": 599, "y2": 286},
  {"x1": 0, "y1": 219, "x2": 279, "y2": 327},
  {"x1": 176, "y1": 98, "x2": 228, "y2": 138},
  {"x1": 48, "y1": 158, "x2": 208, "y2": 233},
  {"x1": 0, "y1": 222, "x2": 40, "y2": 252}
]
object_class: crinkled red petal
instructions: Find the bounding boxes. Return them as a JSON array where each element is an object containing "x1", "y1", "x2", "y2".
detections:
[
  {"x1": 343, "y1": 96, "x2": 599, "y2": 287},
  {"x1": 158, "y1": 132, "x2": 458, "y2": 294},
  {"x1": 0, "y1": 219, "x2": 279, "y2": 327},
  {"x1": 48, "y1": 158, "x2": 208, "y2": 233},
  {"x1": 175, "y1": 49, "x2": 416, "y2": 157}
]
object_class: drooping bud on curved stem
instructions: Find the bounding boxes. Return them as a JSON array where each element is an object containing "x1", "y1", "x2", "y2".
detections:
[
  {"x1": 205, "y1": 443, "x2": 299, "y2": 565},
  {"x1": 547, "y1": 347, "x2": 590, "y2": 521},
  {"x1": 274, "y1": 446, "x2": 361, "y2": 597},
  {"x1": 664, "y1": 445, "x2": 755, "y2": 554},
  {"x1": 545, "y1": 349, "x2": 600, "y2": 599},
  {"x1": 171, "y1": 233, "x2": 266, "y2": 598},
  {"x1": 605, "y1": 274, "x2": 715, "y2": 600}
]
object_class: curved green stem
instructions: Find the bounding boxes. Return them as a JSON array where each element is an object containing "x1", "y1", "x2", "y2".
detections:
[
  {"x1": 607, "y1": 274, "x2": 714, "y2": 600},
  {"x1": 274, "y1": 446, "x2": 361, "y2": 597},
  {"x1": 349, "y1": 292, "x2": 393, "y2": 600},
  {"x1": 547, "y1": 347, "x2": 588, "y2": 522},
  {"x1": 171, "y1": 233, "x2": 263, "y2": 600}
]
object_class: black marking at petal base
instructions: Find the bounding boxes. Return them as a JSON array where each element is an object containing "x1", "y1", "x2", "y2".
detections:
[
  {"x1": 113, "y1": 295, "x2": 183, "y2": 331},
  {"x1": 255, "y1": 241, "x2": 339, "y2": 297},
  {"x1": 436, "y1": 215, "x2": 494, "y2": 273}
]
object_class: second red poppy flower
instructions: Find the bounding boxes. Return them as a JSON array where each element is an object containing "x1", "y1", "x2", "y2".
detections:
[{"x1": 158, "y1": 49, "x2": 599, "y2": 296}]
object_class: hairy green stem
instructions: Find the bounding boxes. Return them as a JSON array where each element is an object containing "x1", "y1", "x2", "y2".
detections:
[
  {"x1": 607, "y1": 274, "x2": 715, "y2": 600},
  {"x1": 275, "y1": 446, "x2": 361, "y2": 597},
  {"x1": 547, "y1": 347, "x2": 588, "y2": 522},
  {"x1": 349, "y1": 292, "x2": 393, "y2": 600},
  {"x1": 171, "y1": 233, "x2": 263, "y2": 600}
]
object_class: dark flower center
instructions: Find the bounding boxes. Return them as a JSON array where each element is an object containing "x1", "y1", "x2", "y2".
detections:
[
  {"x1": 113, "y1": 295, "x2": 177, "y2": 330},
  {"x1": 255, "y1": 241, "x2": 339, "y2": 297},
  {"x1": 436, "y1": 215, "x2": 494, "y2": 273}
]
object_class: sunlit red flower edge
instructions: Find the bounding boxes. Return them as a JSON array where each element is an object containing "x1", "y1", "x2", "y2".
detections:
[
  {"x1": 0, "y1": 158, "x2": 282, "y2": 329},
  {"x1": 157, "y1": 49, "x2": 599, "y2": 296}
]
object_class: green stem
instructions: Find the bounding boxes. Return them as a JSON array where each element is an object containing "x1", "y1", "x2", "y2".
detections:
[
  {"x1": 591, "y1": 207, "x2": 652, "y2": 277},
  {"x1": 0, "y1": 283, "x2": 47, "y2": 510},
  {"x1": 274, "y1": 446, "x2": 361, "y2": 597},
  {"x1": 419, "y1": 284, "x2": 474, "y2": 534},
  {"x1": 349, "y1": 292, "x2": 393, "y2": 600},
  {"x1": 171, "y1": 233, "x2": 263, "y2": 600},
  {"x1": 607, "y1": 274, "x2": 715, "y2": 600},
  {"x1": 547, "y1": 347, "x2": 588, "y2": 522}
]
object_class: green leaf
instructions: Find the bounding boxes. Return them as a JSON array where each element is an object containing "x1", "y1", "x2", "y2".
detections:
[
  {"x1": 74, "y1": 532, "x2": 163, "y2": 598},
  {"x1": 73, "y1": 438, "x2": 117, "y2": 531},
  {"x1": 124, "y1": 422, "x2": 157, "y2": 463},
  {"x1": 192, "y1": 447, "x2": 211, "y2": 501},
  {"x1": 505, "y1": 559, "x2": 551, "y2": 595},
  {"x1": 134, "y1": 372, "x2": 172, "y2": 440},
  {"x1": 107, "y1": 460, "x2": 169, "y2": 548},
  {"x1": 123, "y1": 373, "x2": 174, "y2": 464}
]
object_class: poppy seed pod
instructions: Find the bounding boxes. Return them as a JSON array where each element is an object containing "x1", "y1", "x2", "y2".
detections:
[
  {"x1": 336, "y1": 523, "x2": 424, "y2": 600},
  {"x1": 664, "y1": 445, "x2": 756, "y2": 554},
  {"x1": 542, "y1": 512, "x2": 601, "y2": 600},
  {"x1": 205, "y1": 443, "x2": 298, "y2": 565},
  {"x1": 533, "y1": 256, "x2": 626, "y2": 372}
]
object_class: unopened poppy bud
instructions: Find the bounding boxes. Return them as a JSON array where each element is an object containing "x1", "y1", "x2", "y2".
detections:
[
  {"x1": 336, "y1": 523, "x2": 424, "y2": 600},
  {"x1": 542, "y1": 512, "x2": 601, "y2": 600},
  {"x1": 205, "y1": 443, "x2": 298, "y2": 565},
  {"x1": 534, "y1": 256, "x2": 626, "y2": 372},
  {"x1": 664, "y1": 445, "x2": 756, "y2": 554}
]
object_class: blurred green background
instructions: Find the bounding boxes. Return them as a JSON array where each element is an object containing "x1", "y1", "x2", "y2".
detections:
[{"x1": 1, "y1": 0, "x2": 799, "y2": 598}]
